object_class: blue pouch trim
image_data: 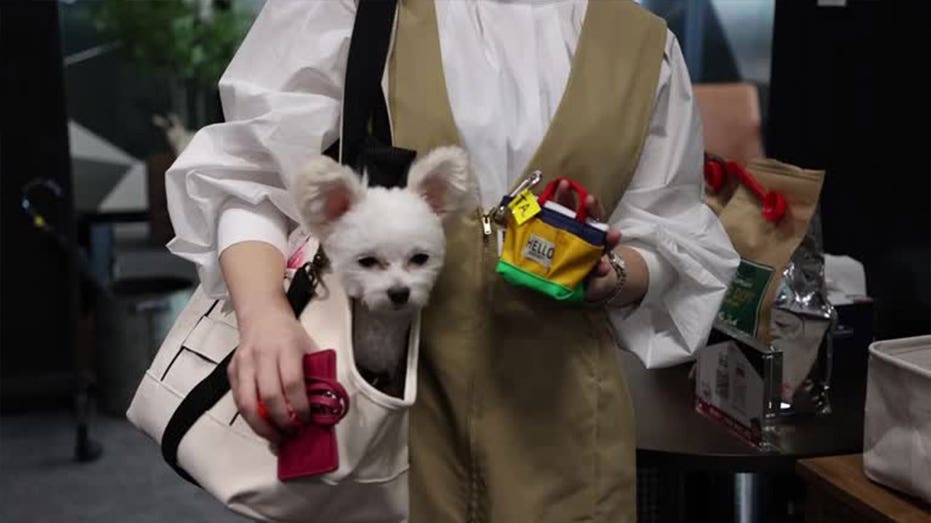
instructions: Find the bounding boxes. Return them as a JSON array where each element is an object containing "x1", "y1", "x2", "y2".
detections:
[{"x1": 500, "y1": 196, "x2": 607, "y2": 246}]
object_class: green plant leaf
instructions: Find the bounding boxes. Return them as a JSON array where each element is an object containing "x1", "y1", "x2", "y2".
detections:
[{"x1": 92, "y1": 0, "x2": 252, "y2": 87}]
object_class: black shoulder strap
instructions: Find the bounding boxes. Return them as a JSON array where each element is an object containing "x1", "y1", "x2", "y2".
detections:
[
  {"x1": 340, "y1": 0, "x2": 397, "y2": 168},
  {"x1": 325, "y1": 0, "x2": 416, "y2": 188}
]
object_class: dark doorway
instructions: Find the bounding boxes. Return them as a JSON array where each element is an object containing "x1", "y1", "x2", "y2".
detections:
[
  {"x1": 1, "y1": 1, "x2": 81, "y2": 411},
  {"x1": 768, "y1": 0, "x2": 931, "y2": 340}
]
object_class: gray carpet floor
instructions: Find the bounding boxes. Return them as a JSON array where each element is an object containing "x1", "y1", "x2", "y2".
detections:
[{"x1": 0, "y1": 409, "x2": 247, "y2": 523}]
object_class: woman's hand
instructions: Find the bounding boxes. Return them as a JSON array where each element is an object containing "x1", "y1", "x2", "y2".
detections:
[
  {"x1": 230, "y1": 303, "x2": 318, "y2": 444},
  {"x1": 220, "y1": 241, "x2": 318, "y2": 444},
  {"x1": 551, "y1": 180, "x2": 649, "y2": 306}
]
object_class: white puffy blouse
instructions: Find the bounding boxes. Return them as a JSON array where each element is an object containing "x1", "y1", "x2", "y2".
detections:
[{"x1": 164, "y1": 0, "x2": 740, "y2": 368}]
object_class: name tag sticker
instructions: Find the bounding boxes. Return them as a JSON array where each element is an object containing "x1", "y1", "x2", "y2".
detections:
[
  {"x1": 508, "y1": 190, "x2": 541, "y2": 225},
  {"x1": 523, "y1": 234, "x2": 555, "y2": 269}
]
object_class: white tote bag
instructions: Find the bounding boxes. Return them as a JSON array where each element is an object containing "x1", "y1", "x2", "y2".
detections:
[
  {"x1": 126, "y1": 238, "x2": 419, "y2": 522},
  {"x1": 863, "y1": 335, "x2": 931, "y2": 505}
]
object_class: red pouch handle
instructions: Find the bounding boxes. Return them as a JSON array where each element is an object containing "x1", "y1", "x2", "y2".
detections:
[{"x1": 536, "y1": 177, "x2": 590, "y2": 223}]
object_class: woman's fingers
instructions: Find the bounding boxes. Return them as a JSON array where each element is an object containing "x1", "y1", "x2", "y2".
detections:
[
  {"x1": 548, "y1": 179, "x2": 628, "y2": 303},
  {"x1": 227, "y1": 313, "x2": 322, "y2": 443},
  {"x1": 233, "y1": 351, "x2": 281, "y2": 443},
  {"x1": 255, "y1": 351, "x2": 295, "y2": 433},
  {"x1": 585, "y1": 194, "x2": 605, "y2": 220},
  {"x1": 584, "y1": 194, "x2": 623, "y2": 250},
  {"x1": 595, "y1": 257, "x2": 611, "y2": 277},
  {"x1": 227, "y1": 356, "x2": 239, "y2": 395},
  {"x1": 280, "y1": 351, "x2": 311, "y2": 425},
  {"x1": 605, "y1": 229, "x2": 621, "y2": 250},
  {"x1": 554, "y1": 182, "x2": 612, "y2": 225},
  {"x1": 554, "y1": 180, "x2": 576, "y2": 208}
]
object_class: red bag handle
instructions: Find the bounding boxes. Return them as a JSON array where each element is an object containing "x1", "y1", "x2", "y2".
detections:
[
  {"x1": 536, "y1": 177, "x2": 591, "y2": 222},
  {"x1": 704, "y1": 157, "x2": 726, "y2": 193},
  {"x1": 704, "y1": 155, "x2": 788, "y2": 223}
]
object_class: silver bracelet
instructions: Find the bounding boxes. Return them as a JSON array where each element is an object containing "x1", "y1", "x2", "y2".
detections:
[{"x1": 587, "y1": 250, "x2": 627, "y2": 307}]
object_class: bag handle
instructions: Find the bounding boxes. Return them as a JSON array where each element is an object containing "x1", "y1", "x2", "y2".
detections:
[
  {"x1": 704, "y1": 154, "x2": 788, "y2": 222},
  {"x1": 724, "y1": 160, "x2": 788, "y2": 223},
  {"x1": 537, "y1": 177, "x2": 591, "y2": 223}
]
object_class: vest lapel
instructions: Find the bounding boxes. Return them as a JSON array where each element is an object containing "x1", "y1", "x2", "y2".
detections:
[
  {"x1": 388, "y1": 0, "x2": 461, "y2": 152},
  {"x1": 524, "y1": 0, "x2": 667, "y2": 212}
]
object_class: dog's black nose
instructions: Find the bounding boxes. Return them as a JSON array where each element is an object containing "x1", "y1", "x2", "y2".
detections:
[{"x1": 387, "y1": 287, "x2": 410, "y2": 305}]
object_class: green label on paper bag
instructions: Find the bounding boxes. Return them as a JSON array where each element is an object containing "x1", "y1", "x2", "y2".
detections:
[{"x1": 717, "y1": 259, "x2": 774, "y2": 336}]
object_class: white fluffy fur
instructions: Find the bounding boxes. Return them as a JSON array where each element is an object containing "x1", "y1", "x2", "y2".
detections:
[
  {"x1": 406, "y1": 145, "x2": 476, "y2": 218},
  {"x1": 294, "y1": 156, "x2": 366, "y2": 239},
  {"x1": 293, "y1": 146, "x2": 474, "y2": 379}
]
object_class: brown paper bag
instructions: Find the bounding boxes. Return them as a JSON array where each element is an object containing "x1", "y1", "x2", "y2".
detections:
[{"x1": 711, "y1": 159, "x2": 825, "y2": 344}]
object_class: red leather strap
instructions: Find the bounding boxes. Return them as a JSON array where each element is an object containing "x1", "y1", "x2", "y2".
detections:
[{"x1": 536, "y1": 177, "x2": 591, "y2": 222}]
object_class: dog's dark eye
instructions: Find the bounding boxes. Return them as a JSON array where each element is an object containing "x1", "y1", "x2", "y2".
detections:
[
  {"x1": 358, "y1": 257, "x2": 379, "y2": 268},
  {"x1": 410, "y1": 253, "x2": 430, "y2": 266}
]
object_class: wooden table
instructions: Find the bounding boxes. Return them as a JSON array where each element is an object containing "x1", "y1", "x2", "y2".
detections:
[{"x1": 797, "y1": 454, "x2": 930, "y2": 522}]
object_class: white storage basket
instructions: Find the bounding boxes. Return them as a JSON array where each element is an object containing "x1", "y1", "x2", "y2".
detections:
[{"x1": 863, "y1": 335, "x2": 931, "y2": 505}]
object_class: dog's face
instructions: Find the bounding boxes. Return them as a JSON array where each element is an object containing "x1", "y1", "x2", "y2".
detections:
[
  {"x1": 294, "y1": 146, "x2": 475, "y2": 314},
  {"x1": 323, "y1": 188, "x2": 446, "y2": 313}
]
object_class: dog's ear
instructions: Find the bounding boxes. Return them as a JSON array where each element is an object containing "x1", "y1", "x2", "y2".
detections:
[
  {"x1": 406, "y1": 146, "x2": 475, "y2": 219},
  {"x1": 294, "y1": 155, "x2": 365, "y2": 238}
]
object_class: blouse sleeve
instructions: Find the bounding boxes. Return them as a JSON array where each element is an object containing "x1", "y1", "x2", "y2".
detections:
[
  {"x1": 164, "y1": 0, "x2": 356, "y2": 298},
  {"x1": 606, "y1": 31, "x2": 740, "y2": 368}
]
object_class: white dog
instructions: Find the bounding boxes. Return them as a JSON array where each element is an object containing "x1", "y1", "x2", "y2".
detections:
[{"x1": 293, "y1": 146, "x2": 475, "y2": 392}]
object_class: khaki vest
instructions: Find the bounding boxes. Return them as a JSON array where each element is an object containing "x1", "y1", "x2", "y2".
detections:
[{"x1": 388, "y1": 1, "x2": 666, "y2": 521}]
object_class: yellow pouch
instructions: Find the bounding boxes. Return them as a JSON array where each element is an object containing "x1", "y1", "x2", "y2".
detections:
[{"x1": 495, "y1": 178, "x2": 607, "y2": 302}]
